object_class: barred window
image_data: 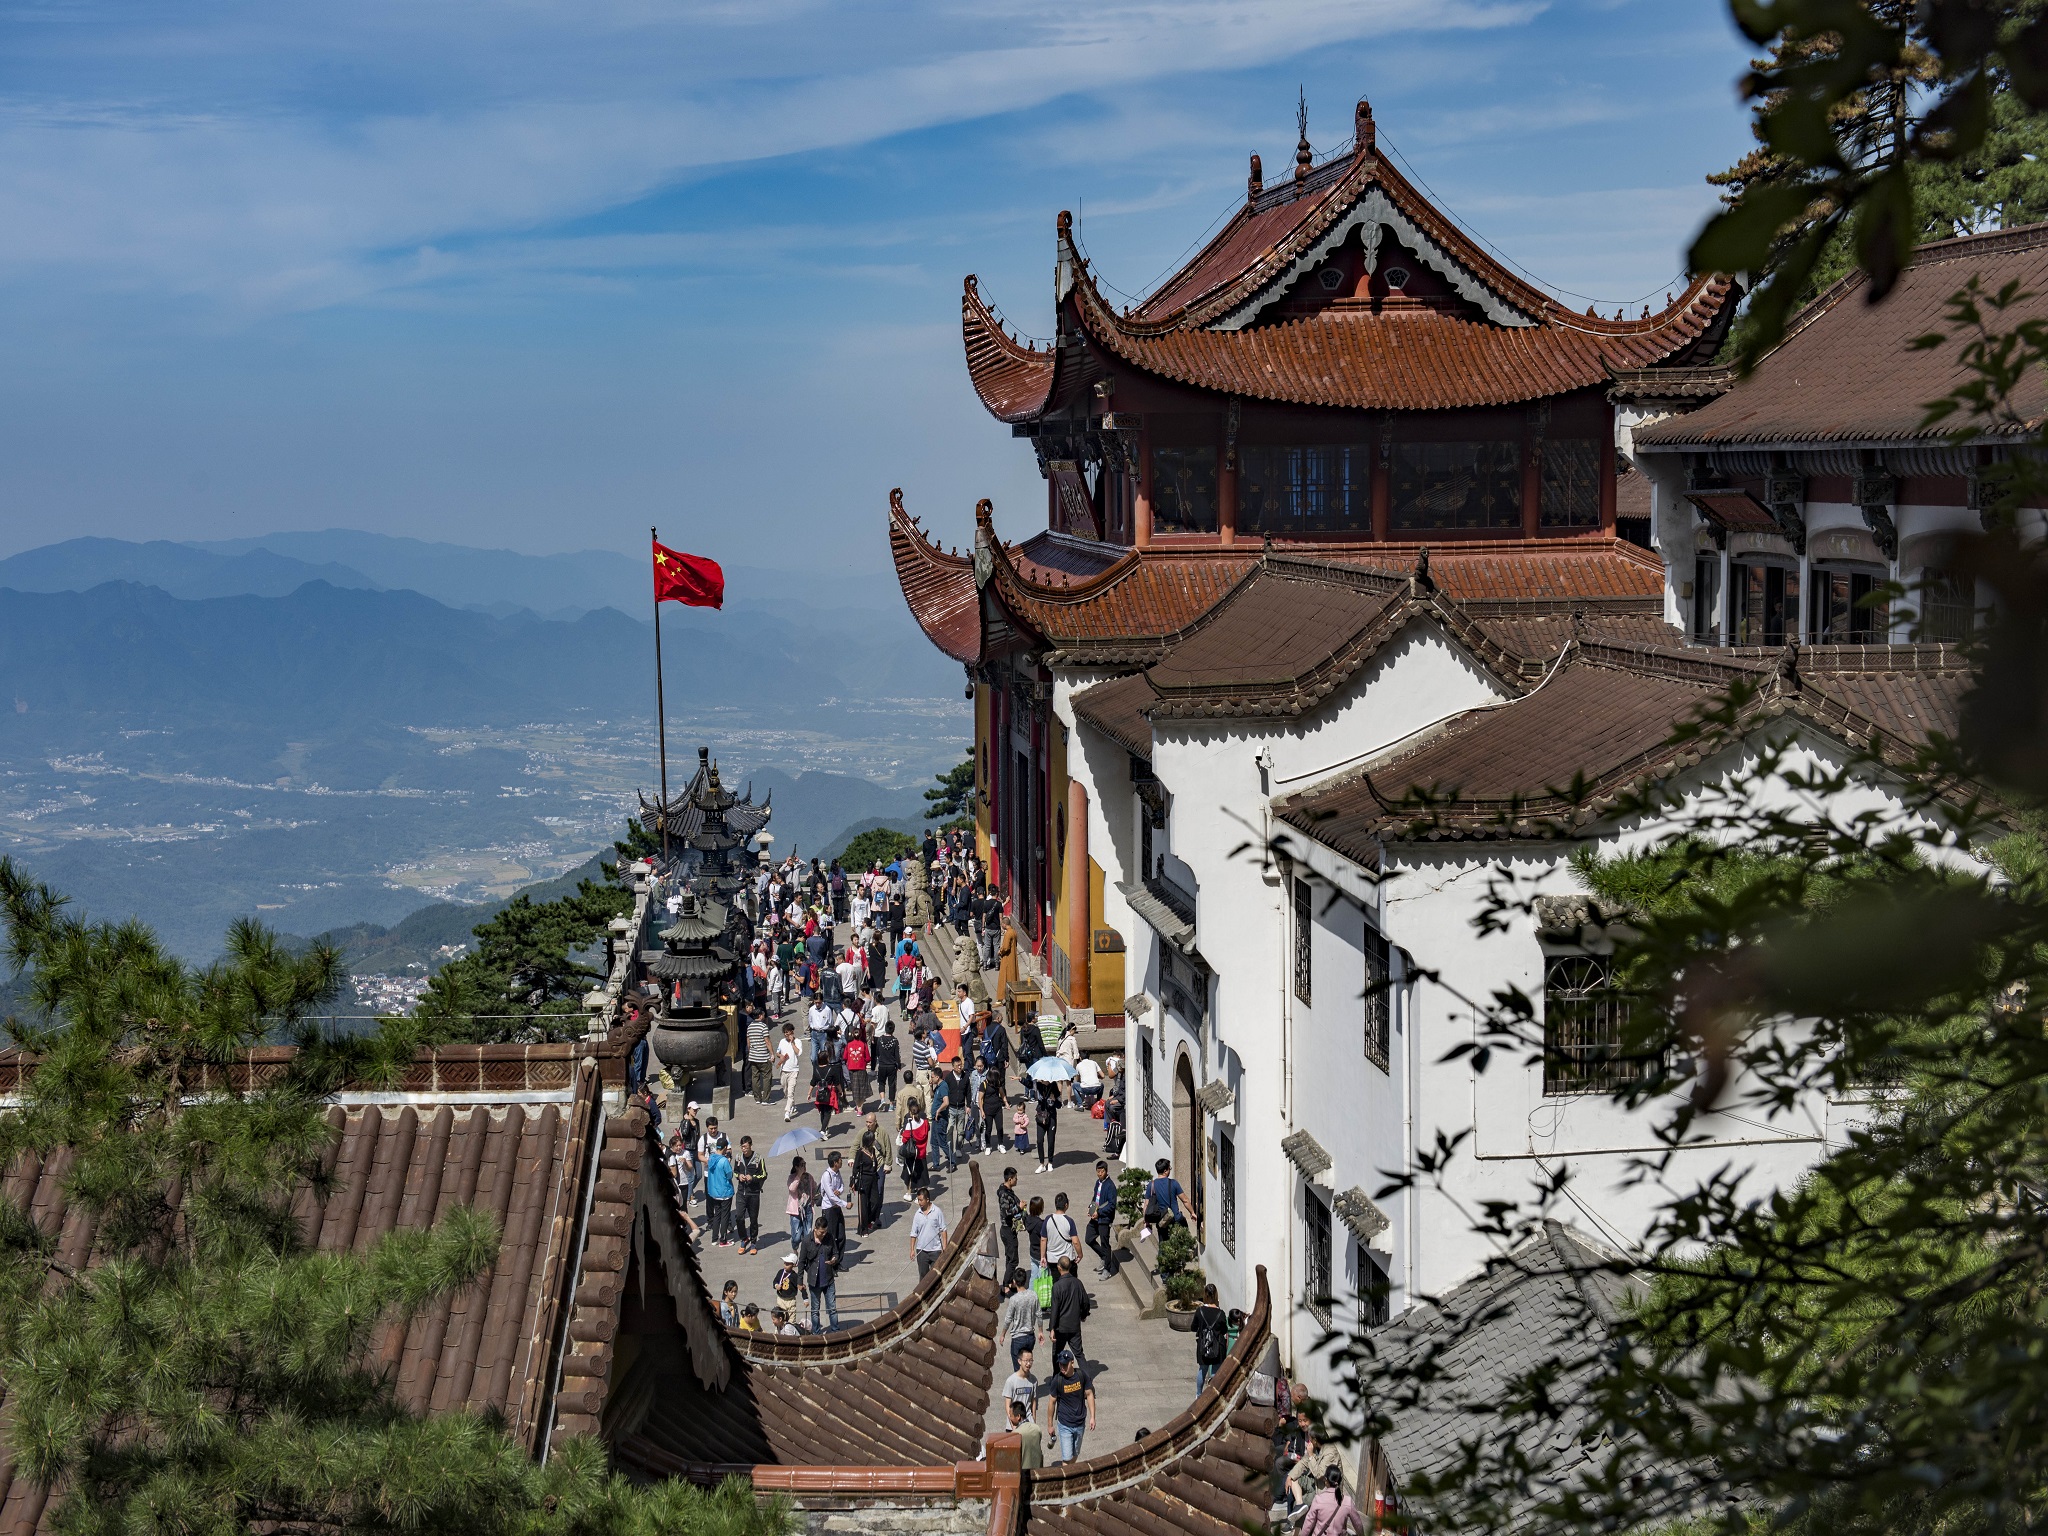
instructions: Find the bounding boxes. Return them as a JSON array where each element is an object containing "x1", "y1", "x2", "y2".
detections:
[
  {"x1": 1917, "y1": 568, "x2": 1975, "y2": 643},
  {"x1": 1543, "y1": 954, "x2": 1654, "y2": 1095},
  {"x1": 1358, "y1": 1246, "x2": 1391, "y2": 1329},
  {"x1": 1292, "y1": 877, "x2": 1313, "y2": 1005},
  {"x1": 1364, "y1": 925, "x2": 1390, "y2": 1073},
  {"x1": 1219, "y1": 1130, "x2": 1237, "y2": 1255},
  {"x1": 1304, "y1": 1192, "x2": 1333, "y2": 1327},
  {"x1": 1241, "y1": 444, "x2": 1371, "y2": 533}
]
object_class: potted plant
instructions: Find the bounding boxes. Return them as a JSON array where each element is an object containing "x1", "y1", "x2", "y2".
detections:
[
  {"x1": 1156, "y1": 1224, "x2": 1205, "y2": 1329},
  {"x1": 1114, "y1": 1166, "x2": 1150, "y2": 1233}
]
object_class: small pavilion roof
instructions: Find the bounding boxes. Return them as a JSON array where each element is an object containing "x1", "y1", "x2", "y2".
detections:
[{"x1": 963, "y1": 100, "x2": 1735, "y2": 421}]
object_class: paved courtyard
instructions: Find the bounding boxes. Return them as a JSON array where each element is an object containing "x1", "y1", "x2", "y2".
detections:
[{"x1": 661, "y1": 1007, "x2": 1199, "y2": 1454}]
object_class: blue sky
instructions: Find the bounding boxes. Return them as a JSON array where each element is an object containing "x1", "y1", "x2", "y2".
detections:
[{"x1": 0, "y1": 0, "x2": 1756, "y2": 576}]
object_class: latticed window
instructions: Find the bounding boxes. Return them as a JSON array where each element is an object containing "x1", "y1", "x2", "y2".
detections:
[
  {"x1": 1539, "y1": 438, "x2": 1602, "y2": 528},
  {"x1": 1363, "y1": 925, "x2": 1391, "y2": 1073},
  {"x1": 1292, "y1": 877, "x2": 1313, "y2": 1005},
  {"x1": 1917, "y1": 568, "x2": 1975, "y2": 643},
  {"x1": 1543, "y1": 954, "x2": 1653, "y2": 1095},
  {"x1": 1304, "y1": 1192, "x2": 1333, "y2": 1326},
  {"x1": 1218, "y1": 1130, "x2": 1237, "y2": 1255},
  {"x1": 1152, "y1": 445, "x2": 1218, "y2": 533},
  {"x1": 1241, "y1": 445, "x2": 1371, "y2": 533},
  {"x1": 1390, "y1": 440, "x2": 1521, "y2": 530}
]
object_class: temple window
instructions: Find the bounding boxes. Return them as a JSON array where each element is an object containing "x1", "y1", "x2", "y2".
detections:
[
  {"x1": 1690, "y1": 555, "x2": 1722, "y2": 643},
  {"x1": 1150, "y1": 445, "x2": 1218, "y2": 533},
  {"x1": 1914, "y1": 568, "x2": 1975, "y2": 643},
  {"x1": 1732, "y1": 558, "x2": 1799, "y2": 647},
  {"x1": 1811, "y1": 564, "x2": 1890, "y2": 643},
  {"x1": 1543, "y1": 953, "x2": 1653, "y2": 1096},
  {"x1": 1241, "y1": 444, "x2": 1370, "y2": 533},
  {"x1": 1539, "y1": 438, "x2": 1602, "y2": 528},
  {"x1": 1390, "y1": 440, "x2": 1522, "y2": 531}
]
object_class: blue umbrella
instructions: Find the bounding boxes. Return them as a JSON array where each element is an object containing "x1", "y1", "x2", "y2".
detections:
[
  {"x1": 769, "y1": 1126, "x2": 826, "y2": 1158},
  {"x1": 1027, "y1": 1056, "x2": 1077, "y2": 1082}
]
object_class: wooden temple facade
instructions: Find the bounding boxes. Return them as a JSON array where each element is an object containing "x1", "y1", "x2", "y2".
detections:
[{"x1": 892, "y1": 99, "x2": 1737, "y2": 1013}]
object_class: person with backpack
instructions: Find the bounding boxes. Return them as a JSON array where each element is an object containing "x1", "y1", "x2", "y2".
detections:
[
  {"x1": 872, "y1": 1023, "x2": 903, "y2": 1116},
  {"x1": 1033, "y1": 1076, "x2": 1061, "y2": 1174},
  {"x1": 1044, "y1": 1190, "x2": 1079, "y2": 1270},
  {"x1": 1143, "y1": 1157, "x2": 1195, "y2": 1237},
  {"x1": 1192, "y1": 1282, "x2": 1229, "y2": 1389},
  {"x1": 1298, "y1": 1465, "x2": 1363, "y2": 1536},
  {"x1": 1086, "y1": 1160, "x2": 1119, "y2": 1279},
  {"x1": 1048, "y1": 1257, "x2": 1090, "y2": 1371}
]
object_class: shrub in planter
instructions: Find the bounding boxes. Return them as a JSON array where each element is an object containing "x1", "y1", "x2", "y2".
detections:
[
  {"x1": 1156, "y1": 1223, "x2": 1198, "y2": 1280},
  {"x1": 1165, "y1": 1269, "x2": 1207, "y2": 1307},
  {"x1": 1116, "y1": 1166, "x2": 1150, "y2": 1227}
]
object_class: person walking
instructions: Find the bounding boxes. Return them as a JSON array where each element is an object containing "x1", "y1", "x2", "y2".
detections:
[
  {"x1": 798, "y1": 1217, "x2": 840, "y2": 1333},
  {"x1": 898, "y1": 1101, "x2": 931, "y2": 1192},
  {"x1": 1044, "y1": 1191, "x2": 1079, "y2": 1273},
  {"x1": 777, "y1": 1024, "x2": 803, "y2": 1120},
  {"x1": 732, "y1": 1136, "x2": 765, "y2": 1255},
  {"x1": 1086, "y1": 1160, "x2": 1119, "y2": 1278},
  {"x1": 704, "y1": 1139, "x2": 735, "y2": 1248},
  {"x1": 1033, "y1": 1077, "x2": 1061, "y2": 1173},
  {"x1": 909, "y1": 1186, "x2": 948, "y2": 1278},
  {"x1": 1043, "y1": 1350, "x2": 1096, "y2": 1464},
  {"x1": 1048, "y1": 1258, "x2": 1089, "y2": 1370},
  {"x1": 813, "y1": 1046, "x2": 843, "y2": 1134},
  {"x1": 852, "y1": 1123, "x2": 884, "y2": 1236},
  {"x1": 930, "y1": 1066, "x2": 958, "y2": 1173},
  {"x1": 1144, "y1": 1158, "x2": 1196, "y2": 1236},
  {"x1": 1002, "y1": 1345, "x2": 1038, "y2": 1423},
  {"x1": 745, "y1": 1008, "x2": 773, "y2": 1102},
  {"x1": 819, "y1": 1150, "x2": 852, "y2": 1261},
  {"x1": 1192, "y1": 1282, "x2": 1229, "y2": 1390},
  {"x1": 998, "y1": 1267, "x2": 1039, "y2": 1369},
  {"x1": 872, "y1": 1023, "x2": 903, "y2": 1118},
  {"x1": 786, "y1": 1156, "x2": 817, "y2": 1252},
  {"x1": 842, "y1": 1025, "x2": 871, "y2": 1110},
  {"x1": 996, "y1": 1166, "x2": 1024, "y2": 1284}
]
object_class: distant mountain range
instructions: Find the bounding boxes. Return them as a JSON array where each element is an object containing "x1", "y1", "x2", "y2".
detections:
[
  {"x1": 0, "y1": 530, "x2": 965, "y2": 960},
  {"x1": 0, "y1": 530, "x2": 907, "y2": 622}
]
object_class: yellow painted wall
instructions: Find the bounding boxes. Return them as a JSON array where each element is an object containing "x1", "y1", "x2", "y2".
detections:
[{"x1": 1089, "y1": 857, "x2": 1126, "y2": 1016}]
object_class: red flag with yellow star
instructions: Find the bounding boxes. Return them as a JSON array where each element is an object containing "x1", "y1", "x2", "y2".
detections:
[{"x1": 651, "y1": 538, "x2": 723, "y2": 609}]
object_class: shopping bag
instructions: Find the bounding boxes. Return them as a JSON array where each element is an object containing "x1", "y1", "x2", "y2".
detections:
[{"x1": 1033, "y1": 1268, "x2": 1054, "y2": 1309}]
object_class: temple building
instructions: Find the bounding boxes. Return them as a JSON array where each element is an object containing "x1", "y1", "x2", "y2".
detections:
[
  {"x1": 895, "y1": 96, "x2": 1737, "y2": 1018},
  {"x1": 891, "y1": 101, "x2": 2003, "y2": 1435}
]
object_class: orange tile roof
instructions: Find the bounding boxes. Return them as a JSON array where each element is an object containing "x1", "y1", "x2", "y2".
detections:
[
  {"x1": 888, "y1": 490, "x2": 980, "y2": 664},
  {"x1": 964, "y1": 101, "x2": 1735, "y2": 420}
]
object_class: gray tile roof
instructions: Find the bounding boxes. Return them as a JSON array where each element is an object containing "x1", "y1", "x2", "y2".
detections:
[{"x1": 1367, "y1": 1222, "x2": 1698, "y2": 1530}]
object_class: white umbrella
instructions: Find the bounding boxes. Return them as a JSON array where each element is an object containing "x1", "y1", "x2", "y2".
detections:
[
  {"x1": 1026, "y1": 1056, "x2": 1077, "y2": 1082},
  {"x1": 769, "y1": 1126, "x2": 826, "y2": 1158}
]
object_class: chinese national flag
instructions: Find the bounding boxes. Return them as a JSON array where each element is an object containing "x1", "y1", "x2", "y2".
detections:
[{"x1": 652, "y1": 539, "x2": 724, "y2": 609}]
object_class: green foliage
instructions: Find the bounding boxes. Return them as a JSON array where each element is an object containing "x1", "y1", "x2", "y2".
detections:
[
  {"x1": 1154, "y1": 1222, "x2": 1198, "y2": 1280},
  {"x1": 1115, "y1": 1166, "x2": 1150, "y2": 1227},
  {"x1": 1164, "y1": 1270, "x2": 1207, "y2": 1307},
  {"x1": 922, "y1": 756, "x2": 975, "y2": 829},
  {"x1": 0, "y1": 858, "x2": 792, "y2": 1536},
  {"x1": 838, "y1": 826, "x2": 917, "y2": 872},
  {"x1": 1699, "y1": 0, "x2": 2048, "y2": 366},
  {"x1": 411, "y1": 821, "x2": 641, "y2": 1045}
]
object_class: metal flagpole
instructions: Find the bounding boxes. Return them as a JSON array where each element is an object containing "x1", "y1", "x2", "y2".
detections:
[{"x1": 651, "y1": 524, "x2": 669, "y2": 865}]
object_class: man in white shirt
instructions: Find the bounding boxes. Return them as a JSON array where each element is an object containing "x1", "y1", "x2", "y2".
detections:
[
  {"x1": 835, "y1": 953, "x2": 861, "y2": 998},
  {"x1": 806, "y1": 999, "x2": 833, "y2": 1064},
  {"x1": 956, "y1": 984, "x2": 977, "y2": 1034},
  {"x1": 909, "y1": 1187, "x2": 948, "y2": 1277},
  {"x1": 1044, "y1": 1191, "x2": 1079, "y2": 1268},
  {"x1": 776, "y1": 1025, "x2": 804, "y2": 1120}
]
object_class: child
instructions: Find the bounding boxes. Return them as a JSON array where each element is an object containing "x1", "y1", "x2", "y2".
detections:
[
  {"x1": 718, "y1": 1280, "x2": 741, "y2": 1328},
  {"x1": 1013, "y1": 1099, "x2": 1031, "y2": 1155},
  {"x1": 738, "y1": 1303, "x2": 763, "y2": 1332},
  {"x1": 774, "y1": 1256, "x2": 802, "y2": 1306}
]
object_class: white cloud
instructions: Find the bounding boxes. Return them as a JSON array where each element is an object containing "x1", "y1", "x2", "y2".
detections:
[{"x1": 0, "y1": 0, "x2": 1542, "y2": 311}]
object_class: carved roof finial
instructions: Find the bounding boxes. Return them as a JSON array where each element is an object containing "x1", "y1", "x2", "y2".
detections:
[
  {"x1": 1411, "y1": 544, "x2": 1433, "y2": 592},
  {"x1": 1776, "y1": 643, "x2": 1801, "y2": 689},
  {"x1": 1295, "y1": 88, "x2": 1312, "y2": 185},
  {"x1": 975, "y1": 497, "x2": 996, "y2": 530},
  {"x1": 1247, "y1": 152, "x2": 1263, "y2": 205},
  {"x1": 889, "y1": 486, "x2": 905, "y2": 517},
  {"x1": 1057, "y1": 209, "x2": 1073, "y2": 239},
  {"x1": 1355, "y1": 97, "x2": 1374, "y2": 156}
]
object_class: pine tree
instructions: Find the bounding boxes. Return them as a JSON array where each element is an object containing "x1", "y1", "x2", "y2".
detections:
[
  {"x1": 0, "y1": 859, "x2": 786, "y2": 1536},
  {"x1": 921, "y1": 757, "x2": 975, "y2": 829}
]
